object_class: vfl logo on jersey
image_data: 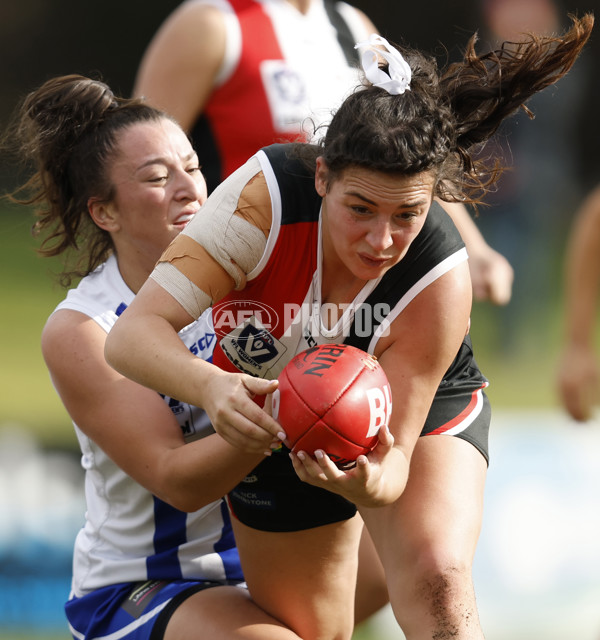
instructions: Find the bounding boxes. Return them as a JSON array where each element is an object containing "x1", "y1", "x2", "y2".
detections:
[
  {"x1": 220, "y1": 314, "x2": 287, "y2": 378},
  {"x1": 260, "y1": 60, "x2": 308, "y2": 132}
]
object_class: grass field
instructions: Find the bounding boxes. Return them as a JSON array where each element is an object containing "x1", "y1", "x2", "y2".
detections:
[{"x1": 1, "y1": 207, "x2": 73, "y2": 446}]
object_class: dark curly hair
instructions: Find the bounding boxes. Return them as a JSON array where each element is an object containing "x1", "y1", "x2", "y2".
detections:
[
  {"x1": 298, "y1": 13, "x2": 593, "y2": 206},
  {"x1": 4, "y1": 74, "x2": 171, "y2": 286}
]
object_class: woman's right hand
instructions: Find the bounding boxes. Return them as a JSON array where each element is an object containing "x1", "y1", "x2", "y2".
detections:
[
  {"x1": 203, "y1": 371, "x2": 285, "y2": 453},
  {"x1": 289, "y1": 425, "x2": 406, "y2": 507}
]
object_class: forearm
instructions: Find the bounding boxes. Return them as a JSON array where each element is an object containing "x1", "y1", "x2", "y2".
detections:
[
  {"x1": 366, "y1": 445, "x2": 410, "y2": 507},
  {"x1": 437, "y1": 200, "x2": 513, "y2": 305},
  {"x1": 106, "y1": 307, "x2": 219, "y2": 409},
  {"x1": 106, "y1": 277, "x2": 283, "y2": 452},
  {"x1": 155, "y1": 433, "x2": 264, "y2": 512},
  {"x1": 563, "y1": 187, "x2": 600, "y2": 348},
  {"x1": 438, "y1": 200, "x2": 485, "y2": 251}
]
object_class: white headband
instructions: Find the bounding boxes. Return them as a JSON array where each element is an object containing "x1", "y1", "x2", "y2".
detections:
[{"x1": 355, "y1": 34, "x2": 411, "y2": 95}]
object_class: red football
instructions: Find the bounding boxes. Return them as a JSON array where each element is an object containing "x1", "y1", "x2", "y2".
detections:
[{"x1": 272, "y1": 343, "x2": 392, "y2": 467}]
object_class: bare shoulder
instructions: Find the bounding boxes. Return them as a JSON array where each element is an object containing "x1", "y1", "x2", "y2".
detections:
[
  {"x1": 134, "y1": 1, "x2": 227, "y2": 125},
  {"x1": 42, "y1": 308, "x2": 99, "y2": 357},
  {"x1": 353, "y1": 7, "x2": 378, "y2": 34},
  {"x1": 41, "y1": 309, "x2": 109, "y2": 378},
  {"x1": 414, "y1": 260, "x2": 472, "y2": 334},
  {"x1": 376, "y1": 260, "x2": 472, "y2": 361},
  {"x1": 136, "y1": 0, "x2": 227, "y2": 69},
  {"x1": 158, "y1": 0, "x2": 227, "y2": 36},
  {"x1": 40, "y1": 308, "x2": 129, "y2": 432}
]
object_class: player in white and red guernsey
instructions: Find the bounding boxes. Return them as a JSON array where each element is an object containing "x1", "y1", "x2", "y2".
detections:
[
  {"x1": 109, "y1": 21, "x2": 593, "y2": 638},
  {"x1": 135, "y1": 0, "x2": 372, "y2": 194}
]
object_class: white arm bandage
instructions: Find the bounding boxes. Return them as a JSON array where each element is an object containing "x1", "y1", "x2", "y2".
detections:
[
  {"x1": 150, "y1": 157, "x2": 270, "y2": 319},
  {"x1": 150, "y1": 263, "x2": 212, "y2": 320},
  {"x1": 197, "y1": 212, "x2": 267, "y2": 288}
]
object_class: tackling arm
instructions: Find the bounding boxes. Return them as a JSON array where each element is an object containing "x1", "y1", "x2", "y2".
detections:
[{"x1": 43, "y1": 309, "x2": 264, "y2": 511}]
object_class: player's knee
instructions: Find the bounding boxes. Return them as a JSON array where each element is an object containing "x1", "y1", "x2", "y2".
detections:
[
  {"x1": 395, "y1": 544, "x2": 474, "y2": 613},
  {"x1": 416, "y1": 563, "x2": 472, "y2": 607},
  {"x1": 391, "y1": 562, "x2": 475, "y2": 638}
]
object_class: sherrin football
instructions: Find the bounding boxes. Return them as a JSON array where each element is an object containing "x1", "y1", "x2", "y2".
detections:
[{"x1": 271, "y1": 343, "x2": 392, "y2": 467}]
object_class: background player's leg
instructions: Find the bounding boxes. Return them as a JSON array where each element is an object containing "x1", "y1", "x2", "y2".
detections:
[{"x1": 355, "y1": 523, "x2": 389, "y2": 623}]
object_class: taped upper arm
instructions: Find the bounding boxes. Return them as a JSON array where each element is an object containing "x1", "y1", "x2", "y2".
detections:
[{"x1": 152, "y1": 161, "x2": 274, "y2": 318}]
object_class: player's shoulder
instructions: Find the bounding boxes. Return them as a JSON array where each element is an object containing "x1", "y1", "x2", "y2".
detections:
[
  {"x1": 259, "y1": 145, "x2": 321, "y2": 224},
  {"x1": 156, "y1": 0, "x2": 229, "y2": 44},
  {"x1": 171, "y1": 0, "x2": 229, "y2": 21},
  {"x1": 41, "y1": 306, "x2": 105, "y2": 378},
  {"x1": 333, "y1": 1, "x2": 378, "y2": 38},
  {"x1": 422, "y1": 200, "x2": 465, "y2": 246}
]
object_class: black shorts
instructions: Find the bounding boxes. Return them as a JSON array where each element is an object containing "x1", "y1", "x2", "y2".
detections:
[
  {"x1": 227, "y1": 447, "x2": 358, "y2": 533},
  {"x1": 422, "y1": 378, "x2": 490, "y2": 462},
  {"x1": 228, "y1": 337, "x2": 491, "y2": 532},
  {"x1": 422, "y1": 335, "x2": 491, "y2": 464}
]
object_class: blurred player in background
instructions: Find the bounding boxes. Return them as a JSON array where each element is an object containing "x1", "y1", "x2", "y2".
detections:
[
  {"x1": 473, "y1": 0, "x2": 589, "y2": 352},
  {"x1": 557, "y1": 184, "x2": 600, "y2": 421},
  {"x1": 108, "y1": 16, "x2": 593, "y2": 639},
  {"x1": 135, "y1": 0, "x2": 375, "y2": 195}
]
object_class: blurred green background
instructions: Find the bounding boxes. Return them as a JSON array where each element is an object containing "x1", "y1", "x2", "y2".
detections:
[
  {"x1": 0, "y1": 202, "x2": 576, "y2": 447},
  {"x1": 1, "y1": 1, "x2": 600, "y2": 639},
  {"x1": 3, "y1": 0, "x2": 598, "y2": 447}
]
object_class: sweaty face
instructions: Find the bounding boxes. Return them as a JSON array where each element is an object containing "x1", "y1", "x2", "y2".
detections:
[
  {"x1": 107, "y1": 118, "x2": 207, "y2": 266},
  {"x1": 316, "y1": 159, "x2": 435, "y2": 284}
]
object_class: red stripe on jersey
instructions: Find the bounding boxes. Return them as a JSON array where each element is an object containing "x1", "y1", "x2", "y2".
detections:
[
  {"x1": 244, "y1": 221, "x2": 318, "y2": 332},
  {"x1": 204, "y1": 0, "x2": 305, "y2": 179},
  {"x1": 212, "y1": 220, "x2": 318, "y2": 375}
]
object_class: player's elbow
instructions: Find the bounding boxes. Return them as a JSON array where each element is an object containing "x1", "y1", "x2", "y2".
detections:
[
  {"x1": 164, "y1": 492, "x2": 207, "y2": 513},
  {"x1": 155, "y1": 477, "x2": 218, "y2": 513},
  {"x1": 104, "y1": 323, "x2": 123, "y2": 371}
]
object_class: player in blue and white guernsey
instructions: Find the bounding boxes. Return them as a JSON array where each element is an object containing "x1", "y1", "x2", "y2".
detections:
[
  {"x1": 8, "y1": 75, "x2": 304, "y2": 640},
  {"x1": 107, "y1": 18, "x2": 593, "y2": 640}
]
